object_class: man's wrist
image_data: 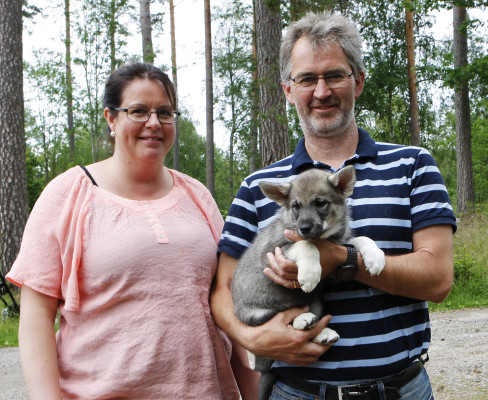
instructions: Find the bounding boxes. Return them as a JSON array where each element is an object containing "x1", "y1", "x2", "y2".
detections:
[{"x1": 334, "y1": 244, "x2": 359, "y2": 280}]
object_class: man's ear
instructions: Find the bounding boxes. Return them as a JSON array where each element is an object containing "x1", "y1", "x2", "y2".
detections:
[
  {"x1": 104, "y1": 107, "x2": 117, "y2": 132},
  {"x1": 354, "y1": 71, "x2": 365, "y2": 99},
  {"x1": 282, "y1": 83, "x2": 295, "y2": 105}
]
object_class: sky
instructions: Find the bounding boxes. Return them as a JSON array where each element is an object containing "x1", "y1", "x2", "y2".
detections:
[
  {"x1": 23, "y1": 0, "x2": 229, "y2": 147},
  {"x1": 23, "y1": 1, "x2": 478, "y2": 151}
]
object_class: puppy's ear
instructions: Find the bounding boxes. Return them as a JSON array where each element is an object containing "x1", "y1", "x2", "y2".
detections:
[
  {"x1": 328, "y1": 165, "x2": 356, "y2": 197},
  {"x1": 259, "y1": 182, "x2": 291, "y2": 206}
]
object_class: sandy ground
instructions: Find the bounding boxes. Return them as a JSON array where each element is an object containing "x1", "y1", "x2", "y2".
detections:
[{"x1": 1, "y1": 307, "x2": 487, "y2": 400}]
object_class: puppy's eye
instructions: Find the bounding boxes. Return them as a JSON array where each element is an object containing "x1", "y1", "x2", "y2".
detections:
[
  {"x1": 314, "y1": 198, "x2": 328, "y2": 208},
  {"x1": 292, "y1": 201, "x2": 300, "y2": 212}
]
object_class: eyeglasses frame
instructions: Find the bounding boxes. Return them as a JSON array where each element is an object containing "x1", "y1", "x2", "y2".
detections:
[
  {"x1": 111, "y1": 107, "x2": 180, "y2": 124},
  {"x1": 290, "y1": 72, "x2": 354, "y2": 91}
]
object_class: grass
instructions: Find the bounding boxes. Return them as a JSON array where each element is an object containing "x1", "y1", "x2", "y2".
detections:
[
  {"x1": 0, "y1": 316, "x2": 19, "y2": 347},
  {"x1": 430, "y1": 209, "x2": 488, "y2": 311},
  {"x1": 1, "y1": 210, "x2": 487, "y2": 347}
]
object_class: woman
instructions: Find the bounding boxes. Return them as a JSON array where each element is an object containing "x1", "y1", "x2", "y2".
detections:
[{"x1": 7, "y1": 63, "x2": 258, "y2": 399}]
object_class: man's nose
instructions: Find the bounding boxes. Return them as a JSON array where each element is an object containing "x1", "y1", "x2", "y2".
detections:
[{"x1": 313, "y1": 77, "x2": 333, "y2": 98}]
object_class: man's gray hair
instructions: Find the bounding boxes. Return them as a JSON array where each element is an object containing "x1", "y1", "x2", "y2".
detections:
[{"x1": 280, "y1": 11, "x2": 364, "y2": 83}]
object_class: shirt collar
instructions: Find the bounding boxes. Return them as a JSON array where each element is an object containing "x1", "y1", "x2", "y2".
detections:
[{"x1": 291, "y1": 128, "x2": 378, "y2": 172}]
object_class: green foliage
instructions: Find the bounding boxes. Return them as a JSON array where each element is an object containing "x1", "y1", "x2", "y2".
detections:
[{"x1": 431, "y1": 211, "x2": 488, "y2": 310}]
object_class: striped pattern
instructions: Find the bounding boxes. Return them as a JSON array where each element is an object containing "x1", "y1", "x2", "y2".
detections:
[{"x1": 218, "y1": 129, "x2": 456, "y2": 384}]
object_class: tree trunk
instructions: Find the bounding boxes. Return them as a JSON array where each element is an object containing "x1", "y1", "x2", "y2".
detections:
[
  {"x1": 140, "y1": 0, "x2": 154, "y2": 64},
  {"x1": 109, "y1": 0, "x2": 117, "y2": 71},
  {"x1": 65, "y1": 0, "x2": 75, "y2": 162},
  {"x1": 254, "y1": 0, "x2": 289, "y2": 167},
  {"x1": 169, "y1": 0, "x2": 180, "y2": 170},
  {"x1": 405, "y1": 3, "x2": 420, "y2": 146},
  {"x1": 204, "y1": 0, "x2": 215, "y2": 196},
  {"x1": 453, "y1": 5, "x2": 474, "y2": 214},
  {"x1": 0, "y1": 0, "x2": 29, "y2": 275},
  {"x1": 249, "y1": 1, "x2": 259, "y2": 174}
]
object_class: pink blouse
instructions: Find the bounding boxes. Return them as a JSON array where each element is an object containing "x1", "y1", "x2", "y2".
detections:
[{"x1": 8, "y1": 166, "x2": 239, "y2": 399}]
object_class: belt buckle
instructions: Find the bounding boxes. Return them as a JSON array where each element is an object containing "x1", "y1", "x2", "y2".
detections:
[{"x1": 337, "y1": 383, "x2": 362, "y2": 400}]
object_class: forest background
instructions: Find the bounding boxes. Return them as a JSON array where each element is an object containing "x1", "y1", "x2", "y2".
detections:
[{"x1": 0, "y1": 0, "x2": 487, "y2": 277}]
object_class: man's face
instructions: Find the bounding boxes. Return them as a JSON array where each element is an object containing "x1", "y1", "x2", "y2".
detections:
[{"x1": 283, "y1": 38, "x2": 364, "y2": 138}]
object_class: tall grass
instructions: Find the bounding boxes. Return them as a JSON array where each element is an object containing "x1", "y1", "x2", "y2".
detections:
[{"x1": 430, "y1": 210, "x2": 488, "y2": 311}]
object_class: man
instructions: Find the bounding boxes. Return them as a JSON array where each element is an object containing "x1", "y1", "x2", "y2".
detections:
[{"x1": 210, "y1": 11, "x2": 456, "y2": 400}]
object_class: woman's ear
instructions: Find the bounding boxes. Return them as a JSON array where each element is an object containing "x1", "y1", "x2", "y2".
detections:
[{"x1": 104, "y1": 107, "x2": 116, "y2": 132}]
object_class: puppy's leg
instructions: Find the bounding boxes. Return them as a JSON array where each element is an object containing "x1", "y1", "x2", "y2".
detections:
[
  {"x1": 292, "y1": 299, "x2": 340, "y2": 345},
  {"x1": 313, "y1": 328, "x2": 340, "y2": 345},
  {"x1": 350, "y1": 236, "x2": 385, "y2": 276},
  {"x1": 284, "y1": 241, "x2": 321, "y2": 293},
  {"x1": 292, "y1": 312, "x2": 318, "y2": 330}
]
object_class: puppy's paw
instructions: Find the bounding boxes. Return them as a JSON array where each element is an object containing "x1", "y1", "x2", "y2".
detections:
[
  {"x1": 292, "y1": 312, "x2": 318, "y2": 330},
  {"x1": 312, "y1": 328, "x2": 340, "y2": 345},
  {"x1": 350, "y1": 237, "x2": 385, "y2": 276},
  {"x1": 362, "y1": 247, "x2": 385, "y2": 276},
  {"x1": 285, "y1": 241, "x2": 322, "y2": 293},
  {"x1": 298, "y1": 264, "x2": 321, "y2": 293}
]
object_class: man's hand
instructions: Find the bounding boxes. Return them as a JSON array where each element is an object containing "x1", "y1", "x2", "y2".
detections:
[{"x1": 246, "y1": 307, "x2": 333, "y2": 366}]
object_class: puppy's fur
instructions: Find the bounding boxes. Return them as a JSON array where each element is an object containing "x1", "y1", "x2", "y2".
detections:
[{"x1": 231, "y1": 166, "x2": 385, "y2": 399}]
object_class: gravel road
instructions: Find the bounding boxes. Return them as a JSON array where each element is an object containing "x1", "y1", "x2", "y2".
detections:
[{"x1": 1, "y1": 307, "x2": 487, "y2": 400}]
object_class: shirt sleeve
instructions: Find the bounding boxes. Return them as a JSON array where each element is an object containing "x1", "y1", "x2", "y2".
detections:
[
  {"x1": 7, "y1": 168, "x2": 93, "y2": 311},
  {"x1": 409, "y1": 148, "x2": 457, "y2": 233}
]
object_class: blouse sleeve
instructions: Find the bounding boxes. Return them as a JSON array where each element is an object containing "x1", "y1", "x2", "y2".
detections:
[{"x1": 7, "y1": 167, "x2": 93, "y2": 311}]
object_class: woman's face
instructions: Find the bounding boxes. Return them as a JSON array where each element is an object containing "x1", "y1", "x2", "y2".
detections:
[{"x1": 104, "y1": 78, "x2": 176, "y2": 165}]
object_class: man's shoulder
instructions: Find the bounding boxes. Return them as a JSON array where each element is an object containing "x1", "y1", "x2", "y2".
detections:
[{"x1": 243, "y1": 155, "x2": 297, "y2": 186}]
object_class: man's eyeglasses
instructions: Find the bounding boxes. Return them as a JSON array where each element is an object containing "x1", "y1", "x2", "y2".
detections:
[
  {"x1": 291, "y1": 72, "x2": 353, "y2": 91},
  {"x1": 112, "y1": 106, "x2": 180, "y2": 124}
]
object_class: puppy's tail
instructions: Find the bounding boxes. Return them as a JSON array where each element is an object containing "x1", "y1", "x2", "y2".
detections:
[{"x1": 258, "y1": 372, "x2": 277, "y2": 400}]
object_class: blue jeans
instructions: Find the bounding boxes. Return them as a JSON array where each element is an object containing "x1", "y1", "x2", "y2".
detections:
[{"x1": 269, "y1": 364, "x2": 434, "y2": 400}]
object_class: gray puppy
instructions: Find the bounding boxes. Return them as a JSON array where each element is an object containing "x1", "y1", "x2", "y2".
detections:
[{"x1": 231, "y1": 166, "x2": 385, "y2": 399}]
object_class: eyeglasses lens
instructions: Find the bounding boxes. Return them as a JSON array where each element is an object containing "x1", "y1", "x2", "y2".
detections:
[{"x1": 127, "y1": 107, "x2": 177, "y2": 123}]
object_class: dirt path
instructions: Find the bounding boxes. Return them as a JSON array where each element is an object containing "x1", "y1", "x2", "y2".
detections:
[
  {"x1": 1, "y1": 307, "x2": 487, "y2": 400},
  {"x1": 427, "y1": 307, "x2": 488, "y2": 400}
]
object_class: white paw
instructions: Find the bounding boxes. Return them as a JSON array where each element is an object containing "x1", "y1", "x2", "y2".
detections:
[
  {"x1": 284, "y1": 241, "x2": 322, "y2": 293},
  {"x1": 298, "y1": 263, "x2": 321, "y2": 293},
  {"x1": 292, "y1": 312, "x2": 318, "y2": 330},
  {"x1": 312, "y1": 328, "x2": 340, "y2": 345},
  {"x1": 350, "y1": 237, "x2": 385, "y2": 276}
]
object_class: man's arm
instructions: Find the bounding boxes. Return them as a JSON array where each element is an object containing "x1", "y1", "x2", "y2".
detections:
[
  {"x1": 210, "y1": 252, "x2": 333, "y2": 366},
  {"x1": 355, "y1": 224, "x2": 453, "y2": 303},
  {"x1": 264, "y1": 224, "x2": 453, "y2": 303}
]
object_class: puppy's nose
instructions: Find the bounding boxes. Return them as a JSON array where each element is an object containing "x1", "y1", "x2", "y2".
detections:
[{"x1": 298, "y1": 221, "x2": 313, "y2": 236}]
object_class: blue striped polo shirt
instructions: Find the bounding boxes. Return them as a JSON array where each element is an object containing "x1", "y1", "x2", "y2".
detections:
[{"x1": 218, "y1": 128, "x2": 457, "y2": 384}]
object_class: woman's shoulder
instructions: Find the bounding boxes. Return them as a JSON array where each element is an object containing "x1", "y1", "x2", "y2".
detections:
[
  {"x1": 169, "y1": 169, "x2": 210, "y2": 197},
  {"x1": 35, "y1": 166, "x2": 94, "y2": 208}
]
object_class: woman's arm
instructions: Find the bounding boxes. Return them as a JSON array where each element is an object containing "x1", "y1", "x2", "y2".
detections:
[
  {"x1": 18, "y1": 285, "x2": 62, "y2": 400},
  {"x1": 230, "y1": 341, "x2": 259, "y2": 400}
]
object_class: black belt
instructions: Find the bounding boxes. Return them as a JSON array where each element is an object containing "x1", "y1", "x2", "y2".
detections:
[{"x1": 277, "y1": 360, "x2": 423, "y2": 400}]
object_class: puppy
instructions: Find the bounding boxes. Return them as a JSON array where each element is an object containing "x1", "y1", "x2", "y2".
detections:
[{"x1": 231, "y1": 166, "x2": 385, "y2": 399}]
